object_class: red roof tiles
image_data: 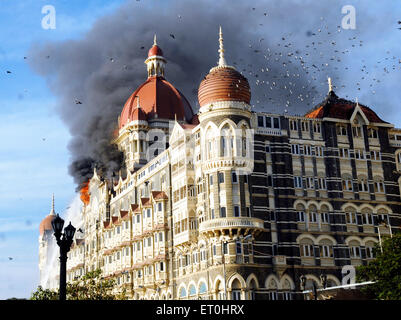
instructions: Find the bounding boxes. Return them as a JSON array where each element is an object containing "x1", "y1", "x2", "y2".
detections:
[{"x1": 198, "y1": 66, "x2": 251, "y2": 106}]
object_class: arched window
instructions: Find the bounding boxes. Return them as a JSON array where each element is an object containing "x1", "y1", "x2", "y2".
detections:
[
  {"x1": 319, "y1": 239, "x2": 334, "y2": 258},
  {"x1": 188, "y1": 284, "x2": 196, "y2": 297},
  {"x1": 231, "y1": 279, "x2": 242, "y2": 300},
  {"x1": 220, "y1": 126, "x2": 234, "y2": 157},
  {"x1": 365, "y1": 241, "x2": 376, "y2": 259},
  {"x1": 299, "y1": 238, "x2": 314, "y2": 257},
  {"x1": 179, "y1": 287, "x2": 187, "y2": 299},
  {"x1": 199, "y1": 282, "x2": 207, "y2": 295},
  {"x1": 349, "y1": 240, "x2": 361, "y2": 258}
]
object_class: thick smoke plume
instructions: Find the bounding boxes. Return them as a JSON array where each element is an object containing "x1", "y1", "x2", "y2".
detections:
[{"x1": 28, "y1": 0, "x2": 401, "y2": 187}]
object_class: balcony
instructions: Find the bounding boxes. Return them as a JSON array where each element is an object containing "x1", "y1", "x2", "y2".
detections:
[
  {"x1": 199, "y1": 217, "x2": 265, "y2": 234},
  {"x1": 174, "y1": 229, "x2": 197, "y2": 246}
]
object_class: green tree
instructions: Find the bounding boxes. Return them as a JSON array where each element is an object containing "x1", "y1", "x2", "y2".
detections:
[
  {"x1": 356, "y1": 233, "x2": 401, "y2": 300},
  {"x1": 30, "y1": 269, "x2": 127, "y2": 300}
]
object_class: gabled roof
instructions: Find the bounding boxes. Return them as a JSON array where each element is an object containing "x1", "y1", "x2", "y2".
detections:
[
  {"x1": 151, "y1": 191, "x2": 168, "y2": 201},
  {"x1": 140, "y1": 197, "x2": 151, "y2": 207},
  {"x1": 304, "y1": 90, "x2": 387, "y2": 123}
]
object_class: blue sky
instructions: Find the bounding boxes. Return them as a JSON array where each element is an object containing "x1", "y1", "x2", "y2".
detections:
[
  {"x1": 0, "y1": 0, "x2": 126, "y2": 299},
  {"x1": 0, "y1": 0, "x2": 401, "y2": 299}
]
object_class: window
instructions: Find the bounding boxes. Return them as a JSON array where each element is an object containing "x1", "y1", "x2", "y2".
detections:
[
  {"x1": 304, "y1": 145, "x2": 312, "y2": 156},
  {"x1": 306, "y1": 177, "x2": 315, "y2": 189},
  {"x1": 366, "y1": 245, "x2": 375, "y2": 259},
  {"x1": 343, "y1": 179, "x2": 353, "y2": 191},
  {"x1": 218, "y1": 172, "x2": 225, "y2": 183},
  {"x1": 147, "y1": 209, "x2": 151, "y2": 218},
  {"x1": 321, "y1": 213, "x2": 329, "y2": 223},
  {"x1": 265, "y1": 116, "x2": 272, "y2": 128},
  {"x1": 349, "y1": 246, "x2": 361, "y2": 258},
  {"x1": 158, "y1": 203, "x2": 162, "y2": 211},
  {"x1": 368, "y1": 128, "x2": 378, "y2": 139},
  {"x1": 354, "y1": 149, "x2": 365, "y2": 160},
  {"x1": 220, "y1": 207, "x2": 226, "y2": 218},
  {"x1": 315, "y1": 146, "x2": 324, "y2": 157},
  {"x1": 136, "y1": 215, "x2": 140, "y2": 223},
  {"x1": 362, "y1": 213, "x2": 373, "y2": 225},
  {"x1": 301, "y1": 121, "x2": 309, "y2": 132},
  {"x1": 374, "y1": 181, "x2": 385, "y2": 193},
  {"x1": 291, "y1": 144, "x2": 300, "y2": 155},
  {"x1": 294, "y1": 176, "x2": 303, "y2": 188},
  {"x1": 309, "y1": 212, "x2": 318, "y2": 223},
  {"x1": 258, "y1": 116, "x2": 264, "y2": 127},
  {"x1": 246, "y1": 207, "x2": 251, "y2": 217},
  {"x1": 313, "y1": 122, "x2": 321, "y2": 133},
  {"x1": 159, "y1": 232, "x2": 163, "y2": 242},
  {"x1": 352, "y1": 126, "x2": 362, "y2": 138},
  {"x1": 213, "y1": 245, "x2": 217, "y2": 256},
  {"x1": 234, "y1": 206, "x2": 240, "y2": 217},
  {"x1": 320, "y1": 245, "x2": 333, "y2": 257},
  {"x1": 339, "y1": 148, "x2": 350, "y2": 158},
  {"x1": 236, "y1": 241, "x2": 242, "y2": 254},
  {"x1": 223, "y1": 242, "x2": 228, "y2": 255},
  {"x1": 358, "y1": 179, "x2": 369, "y2": 192},
  {"x1": 317, "y1": 178, "x2": 326, "y2": 190},
  {"x1": 268, "y1": 292, "x2": 278, "y2": 300},
  {"x1": 290, "y1": 120, "x2": 298, "y2": 131},
  {"x1": 336, "y1": 125, "x2": 347, "y2": 136},
  {"x1": 371, "y1": 150, "x2": 381, "y2": 161},
  {"x1": 300, "y1": 244, "x2": 314, "y2": 257},
  {"x1": 210, "y1": 175, "x2": 213, "y2": 185},
  {"x1": 232, "y1": 290, "x2": 241, "y2": 300},
  {"x1": 273, "y1": 117, "x2": 280, "y2": 129},
  {"x1": 265, "y1": 145, "x2": 271, "y2": 153},
  {"x1": 346, "y1": 212, "x2": 357, "y2": 224},
  {"x1": 297, "y1": 211, "x2": 305, "y2": 222},
  {"x1": 232, "y1": 172, "x2": 238, "y2": 183}
]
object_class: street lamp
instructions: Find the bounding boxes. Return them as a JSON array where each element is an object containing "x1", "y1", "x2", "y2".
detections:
[
  {"x1": 221, "y1": 234, "x2": 252, "y2": 300},
  {"x1": 51, "y1": 214, "x2": 76, "y2": 301}
]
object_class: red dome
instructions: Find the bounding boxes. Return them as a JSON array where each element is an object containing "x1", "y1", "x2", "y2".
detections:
[
  {"x1": 39, "y1": 214, "x2": 55, "y2": 235},
  {"x1": 148, "y1": 45, "x2": 163, "y2": 57},
  {"x1": 198, "y1": 66, "x2": 251, "y2": 107},
  {"x1": 119, "y1": 76, "x2": 194, "y2": 129}
]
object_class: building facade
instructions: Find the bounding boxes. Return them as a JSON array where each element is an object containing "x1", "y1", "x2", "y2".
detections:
[{"x1": 40, "y1": 29, "x2": 401, "y2": 300}]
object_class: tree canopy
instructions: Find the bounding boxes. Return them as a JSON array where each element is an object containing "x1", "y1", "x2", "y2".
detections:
[
  {"x1": 357, "y1": 233, "x2": 401, "y2": 300},
  {"x1": 31, "y1": 269, "x2": 127, "y2": 300}
]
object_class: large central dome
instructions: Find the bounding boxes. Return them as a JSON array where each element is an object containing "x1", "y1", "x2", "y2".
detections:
[{"x1": 119, "y1": 36, "x2": 194, "y2": 129}]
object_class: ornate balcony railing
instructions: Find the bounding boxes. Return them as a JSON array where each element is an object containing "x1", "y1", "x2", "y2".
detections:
[{"x1": 199, "y1": 217, "x2": 265, "y2": 233}]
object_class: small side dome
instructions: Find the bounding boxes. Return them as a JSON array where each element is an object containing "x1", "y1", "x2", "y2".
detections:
[{"x1": 148, "y1": 45, "x2": 163, "y2": 58}]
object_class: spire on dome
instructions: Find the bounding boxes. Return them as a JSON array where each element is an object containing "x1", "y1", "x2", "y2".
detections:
[
  {"x1": 355, "y1": 97, "x2": 359, "y2": 107},
  {"x1": 328, "y1": 77, "x2": 333, "y2": 93},
  {"x1": 49, "y1": 193, "x2": 55, "y2": 216},
  {"x1": 145, "y1": 35, "x2": 166, "y2": 78},
  {"x1": 218, "y1": 26, "x2": 227, "y2": 67}
]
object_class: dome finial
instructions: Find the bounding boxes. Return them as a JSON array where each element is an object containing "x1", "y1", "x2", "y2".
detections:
[
  {"x1": 153, "y1": 34, "x2": 157, "y2": 46},
  {"x1": 355, "y1": 97, "x2": 359, "y2": 107},
  {"x1": 218, "y1": 26, "x2": 227, "y2": 67},
  {"x1": 328, "y1": 77, "x2": 333, "y2": 92},
  {"x1": 50, "y1": 193, "x2": 55, "y2": 216}
]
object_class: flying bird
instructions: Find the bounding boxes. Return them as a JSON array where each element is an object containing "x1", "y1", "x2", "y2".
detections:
[
  {"x1": 75, "y1": 99, "x2": 82, "y2": 104},
  {"x1": 8, "y1": 257, "x2": 13, "y2": 260},
  {"x1": 169, "y1": 34, "x2": 175, "y2": 39},
  {"x1": 6, "y1": 70, "x2": 11, "y2": 74}
]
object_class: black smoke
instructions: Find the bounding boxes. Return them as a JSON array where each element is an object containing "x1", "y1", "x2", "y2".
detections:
[{"x1": 28, "y1": 0, "x2": 401, "y2": 187}]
